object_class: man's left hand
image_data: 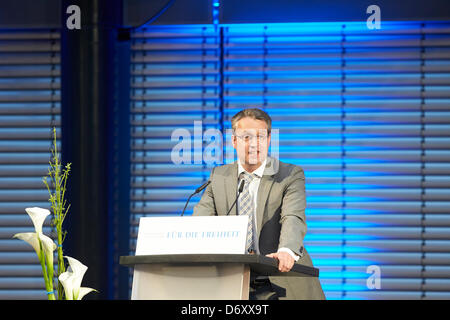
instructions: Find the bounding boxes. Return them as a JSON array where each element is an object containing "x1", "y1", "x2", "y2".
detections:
[{"x1": 266, "y1": 251, "x2": 295, "y2": 272}]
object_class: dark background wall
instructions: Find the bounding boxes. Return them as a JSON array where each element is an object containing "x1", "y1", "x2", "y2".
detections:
[
  {"x1": 220, "y1": 0, "x2": 450, "y2": 23},
  {"x1": 1, "y1": 0, "x2": 450, "y2": 29}
]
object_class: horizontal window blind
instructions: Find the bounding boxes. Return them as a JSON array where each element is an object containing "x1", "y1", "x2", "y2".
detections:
[
  {"x1": 0, "y1": 29, "x2": 60, "y2": 299},
  {"x1": 130, "y1": 21, "x2": 450, "y2": 299},
  {"x1": 129, "y1": 25, "x2": 221, "y2": 255},
  {"x1": 222, "y1": 21, "x2": 450, "y2": 299}
]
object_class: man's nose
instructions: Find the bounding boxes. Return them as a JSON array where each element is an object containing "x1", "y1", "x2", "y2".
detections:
[{"x1": 248, "y1": 137, "x2": 258, "y2": 147}]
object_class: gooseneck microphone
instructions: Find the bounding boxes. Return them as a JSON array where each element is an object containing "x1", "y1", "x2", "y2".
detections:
[
  {"x1": 226, "y1": 179, "x2": 245, "y2": 216},
  {"x1": 181, "y1": 180, "x2": 211, "y2": 216}
]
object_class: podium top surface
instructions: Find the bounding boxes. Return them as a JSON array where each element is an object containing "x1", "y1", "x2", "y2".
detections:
[{"x1": 120, "y1": 254, "x2": 319, "y2": 277}]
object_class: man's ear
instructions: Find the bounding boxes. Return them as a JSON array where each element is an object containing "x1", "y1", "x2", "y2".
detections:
[
  {"x1": 231, "y1": 134, "x2": 237, "y2": 150},
  {"x1": 267, "y1": 131, "x2": 271, "y2": 146}
]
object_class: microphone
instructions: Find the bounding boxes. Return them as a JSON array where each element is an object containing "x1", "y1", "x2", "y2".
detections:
[
  {"x1": 226, "y1": 179, "x2": 245, "y2": 216},
  {"x1": 194, "y1": 180, "x2": 211, "y2": 194},
  {"x1": 181, "y1": 180, "x2": 211, "y2": 216}
]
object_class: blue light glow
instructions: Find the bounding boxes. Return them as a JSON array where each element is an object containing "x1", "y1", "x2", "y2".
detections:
[
  {"x1": 304, "y1": 234, "x2": 376, "y2": 241},
  {"x1": 132, "y1": 18, "x2": 450, "y2": 300},
  {"x1": 307, "y1": 221, "x2": 380, "y2": 228},
  {"x1": 312, "y1": 259, "x2": 372, "y2": 267},
  {"x1": 307, "y1": 246, "x2": 378, "y2": 254},
  {"x1": 321, "y1": 284, "x2": 369, "y2": 291},
  {"x1": 319, "y1": 271, "x2": 369, "y2": 279}
]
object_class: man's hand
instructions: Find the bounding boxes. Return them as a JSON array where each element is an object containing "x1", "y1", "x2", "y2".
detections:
[{"x1": 266, "y1": 251, "x2": 295, "y2": 272}]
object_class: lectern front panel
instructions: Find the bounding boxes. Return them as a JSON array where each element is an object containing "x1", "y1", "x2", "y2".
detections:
[{"x1": 131, "y1": 263, "x2": 250, "y2": 300}]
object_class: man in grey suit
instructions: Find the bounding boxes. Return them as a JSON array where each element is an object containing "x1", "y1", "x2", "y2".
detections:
[{"x1": 193, "y1": 108, "x2": 325, "y2": 300}]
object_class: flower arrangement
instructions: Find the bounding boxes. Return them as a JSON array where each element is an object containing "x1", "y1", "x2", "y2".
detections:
[{"x1": 12, "y1": 128, "x2": 96, "y2": 300}]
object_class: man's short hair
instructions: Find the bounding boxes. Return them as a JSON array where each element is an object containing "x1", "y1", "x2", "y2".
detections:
[{"x1": 231, "y1": 108, "x2": 272, "y2": 134}]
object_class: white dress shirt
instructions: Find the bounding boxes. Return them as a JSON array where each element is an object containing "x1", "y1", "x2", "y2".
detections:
[{"x1": 237, "y1": 159, "x2": 299, "y2": 261}]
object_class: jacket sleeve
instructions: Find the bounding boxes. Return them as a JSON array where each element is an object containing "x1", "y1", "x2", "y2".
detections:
[
  {"x1": 278, "y1": 166, "x2": 307, "y2": 257},
  {"x1": 193, "y1": 167, "x2": 217, "y2": 216}
]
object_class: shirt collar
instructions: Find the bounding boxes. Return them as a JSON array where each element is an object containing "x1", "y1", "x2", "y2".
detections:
[{"x1": 237, "y1": 158, "x2": 267, "y2": 178}]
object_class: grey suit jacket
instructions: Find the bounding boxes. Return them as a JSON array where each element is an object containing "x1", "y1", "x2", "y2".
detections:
[{"x1": 193, "y1": 157, "x2": 325, "y2": 300}]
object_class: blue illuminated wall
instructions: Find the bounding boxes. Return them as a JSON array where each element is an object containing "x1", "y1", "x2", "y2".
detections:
[{"x1": 130, "y1": 20, "x2": 450, "y2": 299}]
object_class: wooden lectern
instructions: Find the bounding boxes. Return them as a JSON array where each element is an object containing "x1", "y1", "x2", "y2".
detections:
[{"x1": 120, "y1": 254, "x2": 319, "y2": 300}]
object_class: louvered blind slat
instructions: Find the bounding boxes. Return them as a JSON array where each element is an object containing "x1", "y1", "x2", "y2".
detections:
[
  {"x1": 129, "y1": 21, "x2": 450, "y2": 299},
  {"x1": 0, "y1": 29, "x2": 59, "y2": 300},
  {"x1": 222, "y1": 21, "x2": 450, "y2": 300},
  {"x1": 129, "y1": 25, "x2": 221, "y2": 258}
]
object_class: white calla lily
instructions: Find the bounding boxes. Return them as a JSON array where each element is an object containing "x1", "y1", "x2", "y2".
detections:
[
  {"x1": 12, "y1": 232, "x2": 41, "y2": 257},
  {"x1": 58, "y1": 270, "x2": 74, "y2": 300},
  {"x1": 58, "y1": 256, "x2": 96, "y2": 300},
  {"x1": 14, "y1": 205, "x2": 96, "y2": 300},
  {"x1": 65, "y1": 256, "x2": 88, "y2": 297},
  {"x1": 13, "y1": 231, "x2": 57, "y2": 300},
  {"x1": 77, "y1": 287, "x2": 97, "y2": 300},
  {"x1": 25, "y1": 207, "x2": 51, "y2": 235},
  {"x1": 39, "y1": 233, "x2": 56, "y2": 273},
  {"x1": 13, "y1": 232, "x2": 56, "y2": 265}
]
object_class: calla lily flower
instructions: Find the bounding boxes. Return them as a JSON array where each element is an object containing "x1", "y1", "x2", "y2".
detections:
[
  {"x1": 58, "y1": 270, "x2": 74, "y2": 300},
  {"x1": 58, "y1": 256, "x2": 96, "y2": 300},
  {"x1": 13, "y1": 207, "x2": 95, "y2": 300},
  {"x1": 13, "y1": 232, "x2": 56, "y2": 260},
  {"x1": 77, "y1": 287, "x2": 97, "y2": 300},
  {"x1": 25, "y1": 207, "x2": 51, "y2": 235},
  {"x1": 39, "y1": 233, "x2": 56, "y2": 276},
  {"x1": 13, "y1": 231, "x2": 57, "y2": 300},
  {"x1": 12, "y1": 232, "x2": 41, "y2": 258}
]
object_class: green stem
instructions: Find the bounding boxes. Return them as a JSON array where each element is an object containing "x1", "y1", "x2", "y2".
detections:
[
  {"x1": 38, "y1": 245, "x2": 55, "y2": 300},
  {"x1": 56, "y1": 230, "x2": 65, "y2": 299},
  {"x1": 45, "y1": 127, "x2": 71, "y2": 300}
]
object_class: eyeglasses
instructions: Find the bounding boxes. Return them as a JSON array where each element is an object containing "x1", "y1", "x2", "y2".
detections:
[{"x1": 235, "y1": 134, "x2": 268, "y2": 142}]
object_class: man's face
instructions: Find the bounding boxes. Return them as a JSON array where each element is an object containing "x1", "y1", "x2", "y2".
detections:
[{"x1": 232, "y1": 117, "x2": 271, "y2": 170}]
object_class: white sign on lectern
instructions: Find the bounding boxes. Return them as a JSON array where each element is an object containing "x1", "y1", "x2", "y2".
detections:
[
  {"x1": 135, "y1": 216, "x2": 249, "y2": 255},
  {"x1": 131, "y1": 216, "x2": 251, "y2": 300}
]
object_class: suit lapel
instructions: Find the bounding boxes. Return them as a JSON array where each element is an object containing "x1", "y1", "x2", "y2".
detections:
[
  {"x1": 224, "y1": 162, "x2": 238, "y2": 216},
  {"x1": 256, "y1": 175, "x2": 273, "y2": 236},
  {"x1": 256, "y1": 157, "x2": 277, "y2": 236}
]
